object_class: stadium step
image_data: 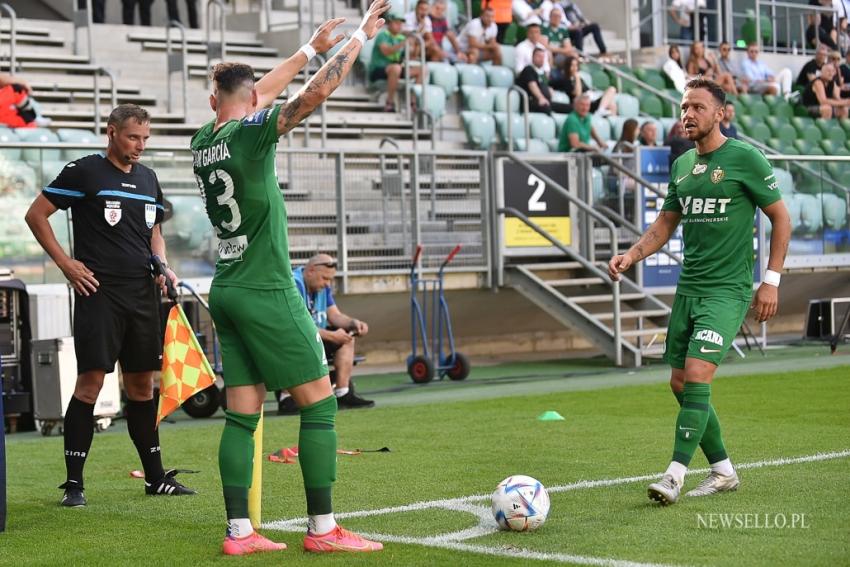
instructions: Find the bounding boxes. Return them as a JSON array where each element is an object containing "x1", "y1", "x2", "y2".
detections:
[
  {"x1": 137, "y1": 40, "x2": 279, "y2": 57},
  {"x1": 621, "y1": 328, "x2": 668, "y2": 338},
  {"x1": 594, "y1": 309, "x2": 670, "y2": 321},
  {"x1": 571, "y1": 293, "x2": 647, "y2": 304}
]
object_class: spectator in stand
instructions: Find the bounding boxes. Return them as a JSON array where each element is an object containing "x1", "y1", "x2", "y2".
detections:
[
  {"x1": 638, "y1": 121, "x2": 658, "y2": 146},
  {"x1": 717, "y1": 41, "x2": 749, "y2": 94},
  {"x1": 719, "y1": 101, "x2": 738, "y2": 139},
  {"x1": 429, "y1": 0, "x2": 467, "y2": 63},
  {"x1": 516, "y1": 48, "x2": 575, "y2": 115},
  {"x1": 558, "y1": 94, "x2": 606, "y2": 152},
  {"x1": 666, "y1": 120, "x2": 695, "y2": 167},
  {"x1": 404, "y1": 0, "x2": 438, "y2": 61},
  {"x1": 543, "y1": 8, "x2": 577, "y2": 67},
  {"x1": 796, "y1": 44, "x2": 829, "y2": 88},
  {"x1": 806, "y1": 0, "x2": 840, "y2": 51},
  {"x1": 166, "y1": 0, "x2": 199, "y2": 28},
  {"x1": 458, "y1": 7, "x2": 502, "y2": 65},
  {"x1": 686, "y1": 41, "x2": 738, "y2": 95},
  {"x1": 481, "y1": 0, "x2": 513, "y2": 44},
  {"x1": 559, "y1": 0, "x2": 608, "y2": 57},
  {"x1": 801, "y1": 62, "x2": 850, "y2": 118},
  {"x1": 663, "y1": 45, "x2": 688, "y2": 92},
  {"x1": 558, "y1": 55, "x2": 618, "y2": 115},
  {"x1": 515, "y1": 23, "x2": 550, "y2": 75},
  {"x1": 612, "y1": 118, "x2": 639, "y2": 191},
  {"x1": 669, "y1": 0, "x2": 708, "y2": 42},
  {"x1": 512, "y1": 0, "x2": 545, "y2": 27},
  {"x1": 741, "y1": 43, "x2": 793, "y2": 96},
  {"x1": 838, "y1": 49, "x2": 850, "y2": 97},
  {"x1": 0, "y1": 73, "x2": 39, "y2": 129},
  {"x1": 77, "y1": 0, "x2": 106, "y2": 23},
  {"x1": 122, "y1": 0, "x2": 154, "y2": 26},
  {"x1": 369, "y1": 14, "x2": 423, "y2": 113},
  {"x1": 613, "y1": 118, "x2": 639, "y2": 154}
]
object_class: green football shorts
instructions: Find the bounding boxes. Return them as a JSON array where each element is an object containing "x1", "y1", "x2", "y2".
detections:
[
  {"x1": 209, "y1": 284, "x2": 328, "y2": 390},
  {"x1": 664, "y1": 294, "x2": 750, "y2": 369}
]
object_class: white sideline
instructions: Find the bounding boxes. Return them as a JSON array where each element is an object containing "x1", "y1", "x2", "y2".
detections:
[{"x1": 263, "y1": 449, "x2": 850, "y2": 566}]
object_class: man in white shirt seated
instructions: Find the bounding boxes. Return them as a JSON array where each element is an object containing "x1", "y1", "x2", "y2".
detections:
[
  {"x1": 515, "y1": 23, "x2": 550, "y2": 75},
  {"x1": 404, "y1": 0, "x2": 438, "y2": 61},
  {"x1": 740, "y1": 42, "x2": 792, "y2": 96},
  {"x1": 458, "y1": 6, "x2": 502, "y2": 65}
]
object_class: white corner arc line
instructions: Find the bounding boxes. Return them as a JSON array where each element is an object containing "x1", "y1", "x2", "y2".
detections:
[{"x1": 262, "y1": 449, "x2": 850, "y2": 565}]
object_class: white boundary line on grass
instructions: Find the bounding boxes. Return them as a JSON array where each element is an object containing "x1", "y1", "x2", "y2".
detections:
[{"x1": 263, "y1": 449, "x2": 850, "y2": 566}]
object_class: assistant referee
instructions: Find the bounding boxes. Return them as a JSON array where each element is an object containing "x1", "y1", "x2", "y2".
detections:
[{"x1": 24, "y1": 104, "x2": 195, "y2": 507}]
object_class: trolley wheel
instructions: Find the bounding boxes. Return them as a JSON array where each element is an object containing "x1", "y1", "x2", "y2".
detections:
[
  {"x1": 446, "y1": 352, "x2": 471, "y2": 381},
  {"x1": 408, "y1": 355, "x2": 435, "y2": 384},
  {"x1": 182, "y1": 385, "x2": 221, "y2": 418},
  {"x1": 37, "y1": 420, "x2": 54, "y2": 437},
  {"x1": 95, "y1": 418, "x2": 112, "y2": 432}
]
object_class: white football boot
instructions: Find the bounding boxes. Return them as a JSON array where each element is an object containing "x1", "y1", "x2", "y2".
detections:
[
  {"x1": 647, "y1": 474, "x2": 681, "y2": 505},
  {"x1": 685, "y1": 469, "x2": 740, "y2": 497}
]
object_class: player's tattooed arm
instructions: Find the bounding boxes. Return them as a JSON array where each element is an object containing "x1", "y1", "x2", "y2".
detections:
[
  {"x1": 276, "y1": 0, "x2": 390, "y2": 136},
  {"x1": 629, "y1": 210, "x2": 681, "y2": 261}
]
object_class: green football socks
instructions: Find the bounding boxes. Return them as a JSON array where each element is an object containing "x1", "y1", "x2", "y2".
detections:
[
  {"x1": 672, "y1": 382, "x2": 712, "y2": 466},
  {"x1": 219, "y1": 410, "x2": 260, "y2": 520},
  {"x1": 673, "y1": 388, "x2": 728, "y2": 464},
  {"x1": 298, "y1": 395, "x2": 338, "y2": 516}
]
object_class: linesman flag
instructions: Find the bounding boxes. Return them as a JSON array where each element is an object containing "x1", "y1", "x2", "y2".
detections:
[
  {"x1": 157, "y1": 303, "x2": 215, "y2": 427},
  {"x1": 152, "y1": 255, "x2": 215, "y2": 427}
]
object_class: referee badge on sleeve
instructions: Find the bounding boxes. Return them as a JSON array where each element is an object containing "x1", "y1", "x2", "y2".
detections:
[
  {"x1": 104, "y1": 200, "x2": 122, "y2": 226},
  {"x1": 145, "y1": 204, "x2": 157, "y2": 228}
]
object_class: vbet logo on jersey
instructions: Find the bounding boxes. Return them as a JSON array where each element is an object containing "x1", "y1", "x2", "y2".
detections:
[{"x1": 104, "y1": 200, "x2": 121, "y2": 226}]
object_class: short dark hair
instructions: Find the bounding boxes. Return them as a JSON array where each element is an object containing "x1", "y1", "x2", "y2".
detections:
[
  {"x1": 684, "y1": 77, "x2": 726, "y2": 106},
  {"x1": 211, "y1": 62, "x2": 256, "y2": 94},
  {"x1": 532, "y1": 47, "x2": 546, "y2": 55},
  {"x1": 416, "y1": 0, "x2": 429, "y2": 5},
  {"x1": 107, "y1": 104, "x2": 149, "y2": 130},
  {"x1": 724, "y1": 101, "x2": 735, "y2": 108},
  {"x1": 527, "y1": 23, "x2": 541, "y2": 30}
]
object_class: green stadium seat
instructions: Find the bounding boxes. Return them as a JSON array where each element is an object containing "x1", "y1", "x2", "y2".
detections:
[
  {"x1": 819, "y1": 139, "x2": 850, "y2": 155},
  {"x1": 427, "y1": 62, "x2": 459, "y2": 95},
  {"x1": 529, "y1": 112, "x2": 556, "y2": 142},
  {"x1": 792, "y1": 117, "x2": 823, "y2": 145},
  {"x1": 736, "y1": 93, "x2": 756, "y2": 108},
  {"x1": 819, "y1": 122, "x2": 847, "y2": 145},
  {"x1": 773, "y1": 168, "x2": 795, "y2": 195},
  {"x1": 639, "y1": 93, "x2": 663, "y2": 117},
  {"x1": 0, "y1": 127, "x2": 21, "y2": 161},
  {"x1": 793, "y1": 139, "x2": 823, "y2": 155},
  {"x1": 608, "y1": 116, "x2": 630, "y2": 140},
  {"x1": 592, "y1": 115, "x2": 612, "y2": 141},
  {"x1": 485, "y1": 65, "x2": 515, "y2": 88},
  {"x1": 552, "y1": 112, "x2": 568, "y2": 136},
  {"x1": 461, "y1": 85, "x2": 494, "y2": 112},
  {"x1": 772, "y1": 123, "x2": 797, "y2": 147},
  {"x1": 578, "y1": 70, "x2": 593, "y2": 89},
  {"x1": 518, "y1": 138, "x2": 552, "y2": 153},
  {"x1": 748, "y1": 122, "x2": 772, "y2": 143},
  {"x1": 546, "y1": 138, "x2": 561, "y2": 152},
  {"x1": 785, "y1": 192, "x2": 804, "y2": 230},
  {"x1": 634, "y1": 68, "x2": 668, "y2": 91},
  {"x1": 762, "y1": 95, "x2": 780, "y2": 108},
  {"x1": 491, "y1": 87, "x2": 520, "y2": 112},
  {"x1": 747, "y1": 100, "x2": 770, "y2": 119},
  {"x1": 494, "y1": 111, "x2": 526, "y2": 147},
  {"x1": 737, "y1": 115, "x2": 754, "y2": 133},
  {"x1": 411, "y1": 85, "x2": 447, "y2": 120},
  {"x1": 460, "y1": 110, "x2": 496, "y2": 149},
  {"x1": 591, "y1": 167, "x2": 605, "y2": 202},
  {"x1": 57, "y1": 129, "x2": 97, "y2": 161},
  {"x1": 550, "y1": 90, "x2": 570, "y2": 104},
  {"x1": 16, "y1": 127, "x2": 61, "y2": 165},
  {"x1": 590, "y1": 68, "x2": 611, "y2": 90},
  {"x1": 820, "y1": 193, "x2": 848, "y2": 229},
  {"x1": 500, "y1": 45, "x2": 516, "y2": 72},
  {"x1": 615, "y1": 93, "x2": 640, "y2": 118},
  {"x1": 456, "y1": 64, "x2": 487, "y2": 88}
]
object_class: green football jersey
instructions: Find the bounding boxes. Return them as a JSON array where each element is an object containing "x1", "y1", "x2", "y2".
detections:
[
  {"x1": 190, "y1": 104, "x2": 294, "y2": 290},
  {"x1": 661, "y1": 138, "x2": 782, "y2": 300}
]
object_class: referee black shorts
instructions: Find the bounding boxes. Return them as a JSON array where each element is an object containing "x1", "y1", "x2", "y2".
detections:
[{"x1": 73, "y1": 276, "x2": 162, "y2": 375}]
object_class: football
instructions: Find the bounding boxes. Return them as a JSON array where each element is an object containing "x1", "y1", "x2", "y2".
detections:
[{"x1": 491, "y1": 475, "x2": 550, "y2": 532}]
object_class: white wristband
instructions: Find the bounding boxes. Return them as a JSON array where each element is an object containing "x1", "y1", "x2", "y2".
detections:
[
  {"x1": 298, "y1": 43, "x2": 316, "y2": 61},
  {"x1": 763, "y1": 269, "x2": 781, "y2": 287},
  {"x1": 350, "y1": 29, "x2": 368, "y2": 46}
]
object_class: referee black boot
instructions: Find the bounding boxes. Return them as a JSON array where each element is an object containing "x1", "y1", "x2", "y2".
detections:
[
  {"x1": 59, "y1": 480, "x2": 87, "y2": 507},
  {"x1": 145, "y1": 469, "x2": 197, "y2": 496}
]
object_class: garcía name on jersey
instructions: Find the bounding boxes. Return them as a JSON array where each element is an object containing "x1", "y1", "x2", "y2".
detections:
[{"x1": 193, "y1": 140, "x2": 231, "y2": 168}]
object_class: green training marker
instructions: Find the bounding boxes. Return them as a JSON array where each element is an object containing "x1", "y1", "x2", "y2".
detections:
[{"x1": 537, "y1": 411, "x2": 565, "y2": 421}]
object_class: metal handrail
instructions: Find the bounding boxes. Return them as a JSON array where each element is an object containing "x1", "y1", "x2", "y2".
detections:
[
  {"x1": 72, "y1": 0, "x2": 93, "y2": 63},
  {"x1": 584, "y1": 53, "x2": 679, "y2": 117},
  {"x1": 206, "y1": 0, "x2": 227, "y2": 86},
  {"x1": 0, "y1": 4, "x2": 16, "y2": 73},
  {"x1": 505, "y1": 86, "x2": 530, "y2": 152},
  {"x1": 166, "y1": 20, "x2": 189, "y2": 120},
  {"x1": 503, "y1": 152, "x2": 622, "y2": 366},
  {"x1": 404, "y1": 33, "x2": 428, "y2": 122},
  {"x1": 92, "y1": 67, "x2": 117, "y2": 135}
]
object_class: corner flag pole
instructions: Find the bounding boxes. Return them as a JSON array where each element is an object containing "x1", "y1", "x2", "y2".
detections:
[
  {"x1": 248, "y1": 408, "x2": 263, "y2": 529},
  {"x1": 1, "y1": 364, "x2": 6, "y2": 533}
]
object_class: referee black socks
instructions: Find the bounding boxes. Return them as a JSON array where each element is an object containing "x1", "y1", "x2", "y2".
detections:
[
  {"x1": 64, "y1": 396, "x2": 95, "y2": 486},
  {"x1": 125, "y1": 398, "x2": 165, "y2": 483}
]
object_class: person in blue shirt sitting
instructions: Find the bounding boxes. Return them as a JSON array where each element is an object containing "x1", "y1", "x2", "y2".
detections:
[{"x1": 278, "y1": 254, "x2": 375, "y2": 414}]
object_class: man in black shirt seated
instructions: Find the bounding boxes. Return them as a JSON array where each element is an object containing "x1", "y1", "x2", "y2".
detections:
[
  {"x1": 516, "y1": 48, "x2": 573, "y2": 115},
  {"x1": 796, "y1": 44, "x2": 828, "y2": 89}
]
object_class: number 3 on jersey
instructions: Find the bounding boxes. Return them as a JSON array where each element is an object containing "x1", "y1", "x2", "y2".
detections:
[{"x1": 196, "y1": 169, "x2": 241, "y2": 235}]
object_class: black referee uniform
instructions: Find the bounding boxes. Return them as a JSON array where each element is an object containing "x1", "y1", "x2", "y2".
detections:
[{"x1": 43, "y1": 153, "x2": 164, "y2": 374}]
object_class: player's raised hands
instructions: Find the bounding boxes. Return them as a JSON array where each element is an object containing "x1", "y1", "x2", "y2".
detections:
[
  {"x1": 359, "y1": 0, "x2": 391, "y2": 39},
  {"x1": 309, "y1": 17, "x2": 347, "y2": 54},
  {"x1": 751, "y1": 283, "x2": 779, "y2": 323}
]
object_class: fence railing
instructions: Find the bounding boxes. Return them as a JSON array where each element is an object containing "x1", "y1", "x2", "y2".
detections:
[{"x1": 0, "y1": 3, "x2": 17, "y2": 73}]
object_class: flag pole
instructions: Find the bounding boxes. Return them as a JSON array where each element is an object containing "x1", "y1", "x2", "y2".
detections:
[{"x1": 248, "y1": 407, "x2": 263, "y2": 529}]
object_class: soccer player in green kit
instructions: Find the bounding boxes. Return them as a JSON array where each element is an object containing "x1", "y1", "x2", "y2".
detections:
[
  {"x1": 191, "y1": 0, "x2": 390, "y2": 554},
  {"x1": 608, "y1": 78, "x2": 792, "y2": 505}
]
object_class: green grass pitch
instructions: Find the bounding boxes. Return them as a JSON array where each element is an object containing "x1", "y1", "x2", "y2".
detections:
[{"x1": 2, "y1": 353, "x2": 849, "y2": 566}]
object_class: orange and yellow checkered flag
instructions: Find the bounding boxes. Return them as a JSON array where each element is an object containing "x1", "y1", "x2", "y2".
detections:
[{"x1": 157, "y1": 304, "x2": 216, "y2": 427}]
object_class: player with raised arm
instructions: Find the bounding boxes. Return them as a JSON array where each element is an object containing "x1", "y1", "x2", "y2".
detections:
[
  {"x1": 608, "y1": 78, "x2": 791, "y2": 505},
  {"x1": 190, "y1": 0, "x2": 390, "y2": 555}
]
